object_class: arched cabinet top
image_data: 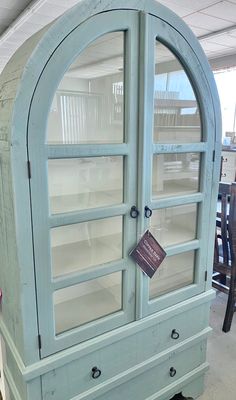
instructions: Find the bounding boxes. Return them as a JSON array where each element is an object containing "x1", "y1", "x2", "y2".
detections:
[{"x1": 0, "y1": 0, "x2": 221, "y2": 148}]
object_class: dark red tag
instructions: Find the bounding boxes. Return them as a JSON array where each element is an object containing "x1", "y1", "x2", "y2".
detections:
[{"x1": 130, "y1": 230, "x2": 166, "y2": 278}]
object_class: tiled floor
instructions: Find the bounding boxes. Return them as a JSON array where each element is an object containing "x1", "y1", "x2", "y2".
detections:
[{"x1": 198, "y1": 291, "x2": 236, "y2": 399}]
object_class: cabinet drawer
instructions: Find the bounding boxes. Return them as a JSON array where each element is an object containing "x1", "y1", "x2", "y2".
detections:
[
  {"x1": 94, "y1": 340, "x2": 207, "y2": 400},
  {"x1": 222, "y1": 154, "x2": 235, "y2": 167},
  {"x1": 221, "y1": 169, "x2": 236, "y2": 182},
  {"x1": 41, "y1": 304, "x2": 209, "y2": 400},
  {"x1": 42, "y1": 336, "x2": 207, "y2": 400}
]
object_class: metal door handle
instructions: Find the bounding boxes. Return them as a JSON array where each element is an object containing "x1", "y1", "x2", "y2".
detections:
[
  {"x1": 130, "y1": 206, "x2": 139, "y2": 219},
  {"x1": 144, "y1": 206, "x2": 152, "y2": 218}
]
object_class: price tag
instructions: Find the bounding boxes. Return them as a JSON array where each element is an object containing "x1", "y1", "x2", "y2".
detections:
[{"x1": 130, "y1": 230, "x2": 166, "y2": 278}]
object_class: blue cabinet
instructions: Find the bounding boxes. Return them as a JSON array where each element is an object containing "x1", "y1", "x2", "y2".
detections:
[{"x1": 0, "y1": 1, "x2": 221, "y2": 399}]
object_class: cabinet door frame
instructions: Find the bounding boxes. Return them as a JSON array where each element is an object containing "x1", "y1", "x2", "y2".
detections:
[
  {"x1": 27, "y1": 10, "x2": 139, "y2": 357},
  {"x1": 28, "y1": 8, "x2": 219, "y2": 357},
  {"x1": 137, "y1": 13, "x2": 217, "y2": 318}
]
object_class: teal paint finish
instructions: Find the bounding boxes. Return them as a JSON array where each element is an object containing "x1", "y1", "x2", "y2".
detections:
[
  {"x1": 0, "y1": 0, "x2": 221, "y2": 398},
  {"x1": 28, "y1": 10, "x2": 139, "y2": 358},
  {"x1": 19, "y1": 292, "x2": 215, "y2": 382}
]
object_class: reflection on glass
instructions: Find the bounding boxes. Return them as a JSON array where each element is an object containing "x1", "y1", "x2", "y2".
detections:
[
  {"x1": 48, "y1": 157, "x2": 123, "y2": 214},
  {"x1": 152, "y1": 153, "x2": 200, "y2": 198},
  {"x1": 51, "y1": 216, "x2": 122, "y2": 277},
  {"x1": 54, "y1": 272, "x2": 122, "y2": 334},
  {"x1": 149, "y1": 251, "x2": 195, "y2": 299},
  {"x1": 47, "y1": 32, "x2": 124, "y2": 144},
  {"x1": 150, "y1": 204, "x2": 197, "y2": 247},
  {"x1": 153, "y1": 41, "x2": 201, "y2": 143}
]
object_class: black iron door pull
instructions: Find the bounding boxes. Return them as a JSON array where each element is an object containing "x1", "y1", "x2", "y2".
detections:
[
  {"x1": 91, "y1": 366, "x2": 102, "y2": 379},
  {"x1": 144, "y1": 206, "x2": 152, "y2": 218},
  {"x1": 130, "y1": 206, "x2": 139, "y2": 219},
  {"x1": 171, "y1": 329, "x2": 180, "y2": 340},
  {"x1": 169, "y1": 367, "x2": 177, "y2": 377}
]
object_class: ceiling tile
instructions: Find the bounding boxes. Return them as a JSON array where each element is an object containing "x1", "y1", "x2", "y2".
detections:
[
  {"x1": 224, "y1": 27, "x2": 236, "y2": 35},
  {"x1": 0, "y1": 8, "x2": 22, "y2": 20},
  {"x1": 188, "y1": 25, "x2": 212, "y2": 37},
  {"x1": 48, "y1": 0, "x2": 80, "y2": 6},
  {"x1": 0, "y1": 16, "x2": 14, "y2": 26},
  {"x1": 159, "y1": 0, "x2": 221, "y2": 13},
  {"x1": 184, "y1": 12, "x2": 234, "y2": 30},
  {"x1": 1, "y1": 0, "x2": 236, "y2": 76},
  {"x1": 0, "y1": 0, "x2": 31, "y2": 10},
  {"x1": 208, "y1": 47, "x2": 236, "y2": 57},
  {"x1": 38, "y1": 3, "x2": 67, "y2": 18},
  {"x1": 26, "y1": 13, "x2": 55, "y2": 25},
  {"x1": 156, "y1": 0, "x2": 192, "y2": 17},
  {"x1": 0, "y1": 47, "x2": 13, "y2": 56},
  {"x1": 201, "y1": 39, "x2": 231, "y2": 52},
  {"x1": 201, "y1": 1, "x2": 236, "y2": 23},
  {"x1": 209, "y1": 33, "x2": 236, "y2": 47},
  {"x1": 18, "y1": 21, "x2": 42, "y2": 34}
]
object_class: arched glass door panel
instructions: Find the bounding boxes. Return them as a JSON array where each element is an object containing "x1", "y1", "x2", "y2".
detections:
[
  {"x1": 153, "y1": 42, "x2": 202, "y2": 144},
  {"x1": 137, "y1": 14, "x2": 215, "y2": 318},
  {"x1": 47, "y1": 32, "x2": 124, "y2": 145},
  {"x1": 28, "y1": 10, "x2": 139, "y2": 357}
]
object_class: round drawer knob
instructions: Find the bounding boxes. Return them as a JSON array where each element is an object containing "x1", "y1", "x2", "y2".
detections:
[
  {"x1": 171, "y1": 329, "x2": 180, "y2": 340},
  {"x1": 91, "y1": 366, "x2": 102, "y2": 379},
  {"x1": 169, "y1": 367, "x2": 177, "y2": 377}
]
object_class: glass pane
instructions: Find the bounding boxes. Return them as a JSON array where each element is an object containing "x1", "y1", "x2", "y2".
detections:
[
  {"x1": 54, "y1": 272, "x2": 122, "y2": 334},
  {"x1": 152, "y1": 153, "x2": 200, "y2": 198},
  {"x1": 51, "y1": 216, "x2": 122, "y2": 278},
  {"x1": 153, "y1": 41, "x2": 201, "y2": 143},
  {"x1": 48, "y1": 156, "x2": 123, "y2": 214},
  {"x1": 47, "y1": 32, "x2": 124, "y2": 144},
  {"x1": 150, "y1": 204, "x2": 197, "y2": 248},
  {"x1": 149, "y1": 251, "x2": 195, "y2": 299}
]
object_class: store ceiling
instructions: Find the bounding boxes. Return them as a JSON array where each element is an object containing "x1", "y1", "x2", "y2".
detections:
[{"x1": 1, "y1": 0, "x2": 236, "y2": 74}]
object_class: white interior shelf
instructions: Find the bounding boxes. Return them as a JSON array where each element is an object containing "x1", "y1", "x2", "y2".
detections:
[
  {"x1": 51, "y1": 233, "x2": 122, "y2": 277},
  {"x1": 149, "y1": 251, "x2": 195, "y2": 299},
  {"x1": 54, "y1": 272, "x2": 122, "y2": 334}
]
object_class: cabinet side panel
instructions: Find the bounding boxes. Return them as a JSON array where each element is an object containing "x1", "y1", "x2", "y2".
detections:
[
  {"x1": 4, "y1": 341, "x2": 27, "y2": 400},
  {"x1": 0, "y1": 148, "x2": 25, "y2": 358}
]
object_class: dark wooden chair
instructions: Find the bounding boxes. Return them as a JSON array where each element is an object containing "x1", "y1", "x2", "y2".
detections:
[{"x1": 213, "y1": 182, "x2": 236, "y2": 332}]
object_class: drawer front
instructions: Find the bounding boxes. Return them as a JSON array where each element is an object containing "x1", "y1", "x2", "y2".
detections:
[
  {"x1": 94, "y1": 341, "x2": 207, "y2": 400},
  {"x1": 221, "y1": 169, "x2": 236, "y2": 182},
  {"x1": 41, "y1": 304, "x2": 209, "y2": 400},
  {"x1": 221, "y1": 152, "x2": 236, "y2": 182},
  {"x1": 42, "y1": 338, "x2": 207, "y2": 400},
  {"x1": 222, "y1": 153, "x2": 235, "y2": 167}
]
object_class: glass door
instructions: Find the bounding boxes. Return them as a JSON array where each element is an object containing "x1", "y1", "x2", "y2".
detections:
[
  {"x1": 137, "y1": 14, "x2": 215, "y2": 318},
  {"x1": 28, "y1": 9, "x2": 216, "y2": 356},
  {"x1": 28, "y1": 10, "x2": 139, "y2": 357}
]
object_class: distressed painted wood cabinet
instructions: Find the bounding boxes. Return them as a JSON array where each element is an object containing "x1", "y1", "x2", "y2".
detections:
[{"x1": 0, "y1": 1, "x2": 221, "y2": 399}]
